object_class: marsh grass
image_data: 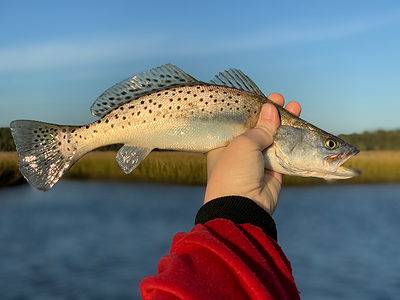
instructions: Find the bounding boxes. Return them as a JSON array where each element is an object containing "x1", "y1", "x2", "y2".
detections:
[
  {"x1": 0, "y1": 152, "x2": 24, "y2": 187},
  {"x1": 68, "y1": 151, "x2": 207, "y2": 185},
  {"x1": 1, "y1": 150, "x2": 400, "y2": 187}
]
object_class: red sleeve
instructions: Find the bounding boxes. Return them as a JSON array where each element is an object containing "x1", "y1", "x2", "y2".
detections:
[{"x1": 140, "y1": 218, "x2": 300, "y2": 300}]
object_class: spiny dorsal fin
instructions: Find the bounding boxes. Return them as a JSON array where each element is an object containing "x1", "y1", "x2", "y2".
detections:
[
  {"x1": 91, "y1": 64, "x2": 199, "y2": 117},
  {"x1": 210, "y1": 68, "x2": 264, "y2": 96}
]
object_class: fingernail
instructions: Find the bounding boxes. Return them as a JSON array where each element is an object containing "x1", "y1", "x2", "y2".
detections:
[{"x1": 263, "y1": 103, "x2": 274, "y2": 120}]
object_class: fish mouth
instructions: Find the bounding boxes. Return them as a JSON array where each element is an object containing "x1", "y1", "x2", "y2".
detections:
[{"x1": 324, "y1": 148, "x2": 360, "y2": 179}]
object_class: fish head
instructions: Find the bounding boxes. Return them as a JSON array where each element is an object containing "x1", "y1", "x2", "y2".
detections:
[{"x1": 269, "y1": 125, "x2": 360, "y2": 179}]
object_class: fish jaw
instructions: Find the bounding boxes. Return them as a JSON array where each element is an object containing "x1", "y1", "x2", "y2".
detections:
[
  {"x1": 263, "y1": 143, "x2": 361, "y2": 180},
  {"x1": 322, "y1": 147, "x2": 361, "y2": 179}
]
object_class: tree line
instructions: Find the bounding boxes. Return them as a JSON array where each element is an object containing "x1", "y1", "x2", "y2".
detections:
[{"x1": 1, "y1": 127, "x2": 399, "y2": 151}]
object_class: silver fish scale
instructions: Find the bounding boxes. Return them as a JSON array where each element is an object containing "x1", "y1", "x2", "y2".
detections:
[{"x1": 76, "y1": 84, "x2": 264, "y2": 153}]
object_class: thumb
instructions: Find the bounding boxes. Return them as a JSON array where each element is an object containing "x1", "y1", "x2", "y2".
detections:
[{"x1": 242, "y1": 103, "x2": 280, "y2": 150}]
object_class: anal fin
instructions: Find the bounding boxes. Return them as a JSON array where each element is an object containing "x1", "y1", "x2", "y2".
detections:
[{"x1": 116, "y1": 145, "x2": 152, "y2": 174}]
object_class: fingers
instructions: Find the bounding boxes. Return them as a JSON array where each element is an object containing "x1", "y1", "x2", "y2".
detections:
[
  {"x1": 269, "y1": 92, "x2": 301, "y2": 117},
  {"x1": 285, "y1": 100, "x2": 301, "y2": 117},
  {"x1": 242, "y1": 103, "x2": 280, "y2": 150},
  {"x1": 268, "y1": 93, "x2": 284, "y2": 106}
]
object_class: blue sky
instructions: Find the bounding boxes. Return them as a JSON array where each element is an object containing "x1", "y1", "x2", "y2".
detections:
[{"x1": 0, "y1": 0, "x2": 399, "y2": 133}]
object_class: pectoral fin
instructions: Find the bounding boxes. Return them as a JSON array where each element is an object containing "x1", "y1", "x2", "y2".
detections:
[{"x1": 116, "y1": 145, "x2": 152, "y2": 174}]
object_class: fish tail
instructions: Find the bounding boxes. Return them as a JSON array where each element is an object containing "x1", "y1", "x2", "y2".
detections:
[{"x1": 10, "y1": 120, "x2": 83, "y2": 191}]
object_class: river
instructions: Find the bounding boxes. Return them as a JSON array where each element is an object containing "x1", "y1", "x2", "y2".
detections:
[{"x1": 0, "y1": 182, "x2": 399, "y2": 299}]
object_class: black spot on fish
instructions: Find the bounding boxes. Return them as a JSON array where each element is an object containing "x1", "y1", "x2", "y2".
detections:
[
  {"x1": 137, "y1": 111, "x2": 141, "y2": 116},
  {"x1": 86, "y1": 126, "x2": 89, "y2": 129},
  {"x1": 177, "y1": 106, "x2": 180, "y2": 110},
  {"x1": 122, "y1": 116, "x2": 126, "y2": 120},
  {"x1": 199, "y1": 98, "x2": 203, "y2": 102},
  {"x1": 149, "y1": 110, "x2": 152, "y2": 113},
  {"x1": 141, "y1": 100, "x2": 145, "y2": 104},
  {"x1": 105, "y1": 119, "x2": 109, "y2": 123},
  {"x1": 109, "y1": 97, "x2": 115, "y2": 100},
  {"x1": 164, "y1": 91, "x2": 168, "y2": 95},
  {"x1": 149, "y1": 99, "x2": 152, "y2": 103},
  {"x1": 121, "y1": 91, "x2": 127, "y2": 95}
]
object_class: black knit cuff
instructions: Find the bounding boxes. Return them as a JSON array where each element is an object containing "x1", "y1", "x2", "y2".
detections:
[{"x1": 195, "y1": 196, "x2": 277, "y2": 241}]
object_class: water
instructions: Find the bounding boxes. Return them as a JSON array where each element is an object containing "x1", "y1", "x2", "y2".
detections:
[{"x1": 0, "y1": 182, "x2": 399, "y2": 300}]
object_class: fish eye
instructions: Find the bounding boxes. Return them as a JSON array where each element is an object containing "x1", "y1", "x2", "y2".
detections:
[{"x1": 324, "y1": 138, "x2": 338, "y2": 150}]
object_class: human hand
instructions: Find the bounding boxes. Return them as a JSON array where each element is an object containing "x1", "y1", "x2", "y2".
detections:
[{"x1": 204, "y1": 93, "x2": 302, "y2": 215}]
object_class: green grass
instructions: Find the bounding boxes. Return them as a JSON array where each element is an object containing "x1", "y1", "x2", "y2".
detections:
[{"x1": 1, "y1": 150, "x2": 400, "y2": 187}]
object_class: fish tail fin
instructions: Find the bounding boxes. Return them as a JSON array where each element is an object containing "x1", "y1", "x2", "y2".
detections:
[{"x1": 10, "y1": 120, "x2": 82, "y2": 191}]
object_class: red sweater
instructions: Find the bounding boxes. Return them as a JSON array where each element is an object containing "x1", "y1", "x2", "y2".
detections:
[{"x1": 140, "y1": 197, "x2": 300, "y2": 300}]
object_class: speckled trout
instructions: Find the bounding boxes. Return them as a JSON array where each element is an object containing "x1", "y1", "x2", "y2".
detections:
[{"x1": 10, "y1": 64, "x2": 359, "y2": 191}]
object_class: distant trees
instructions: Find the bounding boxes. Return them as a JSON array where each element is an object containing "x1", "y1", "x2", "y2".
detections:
[
  {"x1": 340, "y1": 130, "x2": 400, "y2": 150},
  {"x1": 0, "y1": 128, "x2": 14, "y2": 151},
  {"x1": 1, "y1": 127, "x2": 399, "y2": 152}
]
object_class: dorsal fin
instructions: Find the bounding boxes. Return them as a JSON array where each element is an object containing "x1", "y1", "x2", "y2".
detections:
[
  {"x1": 210, "y1": 68, "x2": 264, "y2": 96},
  {"x1": 91, "y1": 64, "x2": 199, "y2": 117}
]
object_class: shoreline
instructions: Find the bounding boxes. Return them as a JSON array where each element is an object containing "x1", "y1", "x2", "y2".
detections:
[{"x1": 1, "y1": 150, "x2": 400, "y2": 187}]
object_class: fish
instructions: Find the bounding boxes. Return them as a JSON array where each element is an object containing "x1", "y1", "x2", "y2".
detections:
[{"x1": 10, "y1": 64, "x2": 360, "y2": 191}]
